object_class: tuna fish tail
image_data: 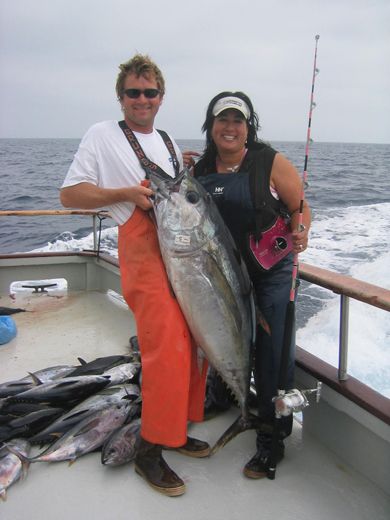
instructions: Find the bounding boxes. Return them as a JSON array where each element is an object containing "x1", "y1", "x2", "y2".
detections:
[
  {"x1": 209, "y1": 413, "x2": 256, "y2": 456},
  {"x1": 209, "y1": 412, "x2": 273, "y2": 456}
]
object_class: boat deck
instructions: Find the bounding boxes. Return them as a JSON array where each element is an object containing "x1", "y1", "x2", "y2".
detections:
[{"x1": 0, "y1": 287, "x2": 389, "y2": 520}]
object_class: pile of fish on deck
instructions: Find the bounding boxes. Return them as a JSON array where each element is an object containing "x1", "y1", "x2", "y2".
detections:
[{"x1": 0, "y1": 338, "x2": 142, "y2": 501}]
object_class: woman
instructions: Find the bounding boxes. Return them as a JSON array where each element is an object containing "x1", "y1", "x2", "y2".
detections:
[{"x1": 185, "y1": 91, "x2": 311, "y2": 479}]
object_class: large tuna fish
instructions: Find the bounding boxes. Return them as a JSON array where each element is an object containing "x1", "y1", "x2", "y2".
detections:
[
  {"x1": 0, "y1": 407, "x2": 64, "y2": 443},
  {"x1": 148, "y1": 168, "x2": 258, "y2": 454},
  {"x1": 0, "y1": 365, "x2": 77, "y2": 399},
  {"x1": 0, "y1": 439, "x2": 30, "y2": 501},
  {"x1": 66, "y1": 355, "x2": 134, "y2": 377},
  {"x1": 101, "y1": 417, "x2": 141, "y2": 466},
  {"x1": 0, "y1": 375, "x2": 110, "y2": 410},
  {"x1": 11, "y1": 401, "x2": 132, "y2": 464},
  {"x1": 29, "y1": 383, "x2": 140, "y2": 444}
]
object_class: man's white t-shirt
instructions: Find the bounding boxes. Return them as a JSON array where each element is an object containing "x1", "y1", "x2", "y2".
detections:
[{"x1": 61, "y1": 120, "x2": 183, "y2": 225}]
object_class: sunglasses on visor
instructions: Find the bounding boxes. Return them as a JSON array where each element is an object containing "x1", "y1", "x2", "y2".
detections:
[{"x1": 122, "y1": 88, "x2": 160, "y2": 99}]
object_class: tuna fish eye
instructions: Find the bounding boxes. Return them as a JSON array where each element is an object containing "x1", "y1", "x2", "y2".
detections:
[{"x1": 186, "y1": 191, "x2": 200, "y2": 204}]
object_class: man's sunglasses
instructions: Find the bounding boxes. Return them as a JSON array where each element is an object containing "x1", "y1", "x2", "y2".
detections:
[{"x1": 123, "y1": 88, "x2": 160, "y2": 99}]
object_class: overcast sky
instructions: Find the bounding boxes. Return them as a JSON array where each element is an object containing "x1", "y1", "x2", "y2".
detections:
[{"x1": 1, "y1": 0, "x2": 389, "y2": 143}]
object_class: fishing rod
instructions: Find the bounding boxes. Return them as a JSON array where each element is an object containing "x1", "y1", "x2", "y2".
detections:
[
  {"x1": 292, "y1": 33, "x2": 320, "y2": 300},
  {"x1": 267, "y1": 34, "x2": 322, "y2": 480}
]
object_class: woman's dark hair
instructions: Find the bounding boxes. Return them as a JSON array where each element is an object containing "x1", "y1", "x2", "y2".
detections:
[{"x1": 199, "y1": 91, "x2": 262, "y2": 172}]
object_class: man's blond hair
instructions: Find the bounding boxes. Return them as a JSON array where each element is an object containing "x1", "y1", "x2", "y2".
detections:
[{"x1": 116, "y1": 54, "x2": 165, "y2": 99}]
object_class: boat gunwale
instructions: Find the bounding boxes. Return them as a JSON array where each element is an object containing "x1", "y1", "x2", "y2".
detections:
[
  {"x1": 2, "y1": 254, "x2": 388, "y2": 310},
  {"x1": 296, "y1": 347, "x2": 390, "y2": 425},
  {"x1": 0, "y1": 250, "x2": 117, "y2": 264},
  {"x1": 1, "y1": 250, "x2": 389, "y2": 425}
]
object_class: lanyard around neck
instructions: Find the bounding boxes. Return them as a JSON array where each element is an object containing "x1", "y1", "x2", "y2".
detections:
[{"x1": 118, "y1": 120, "x2": 180, "y2": 179}]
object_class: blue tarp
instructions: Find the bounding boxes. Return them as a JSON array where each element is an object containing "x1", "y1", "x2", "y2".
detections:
[{"x1": 0, "y1": 315, "x2": 17, "y2": 345}]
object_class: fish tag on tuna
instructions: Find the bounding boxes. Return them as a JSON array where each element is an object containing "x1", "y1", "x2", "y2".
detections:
[{"x1": 174, "y1": 234, "x2": 191, "y2": 246}]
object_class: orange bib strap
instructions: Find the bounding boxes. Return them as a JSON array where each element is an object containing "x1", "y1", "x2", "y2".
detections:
[{"x1": 118, "y1": 208, "x2": 207, "y2": 446}]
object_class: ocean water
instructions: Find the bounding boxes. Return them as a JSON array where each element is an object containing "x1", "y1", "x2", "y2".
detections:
[{"x1": 1, "y1": 138, "x2": 389, "y2": 397}]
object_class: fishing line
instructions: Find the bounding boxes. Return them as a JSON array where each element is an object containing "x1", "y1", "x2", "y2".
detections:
[
  {"x1": 291, "y1": 33, "x2": 320, "y2": 302},
  {"x1": 267, "y1": 34, "x2": 320, "y2": 480}
]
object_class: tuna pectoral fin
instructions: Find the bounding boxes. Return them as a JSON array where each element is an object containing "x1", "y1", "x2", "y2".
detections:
[{"x1": 209, "y1": 413, "x2": 273, "y2": 456}]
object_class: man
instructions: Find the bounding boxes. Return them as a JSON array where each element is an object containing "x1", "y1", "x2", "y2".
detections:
[{"x1": 60, "y1": 54, "x2": 209, "y2": 497}]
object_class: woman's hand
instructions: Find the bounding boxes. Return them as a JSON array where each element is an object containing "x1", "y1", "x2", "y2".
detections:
[
  {"x1": 292, "y1": 224, "x2": 309, "y2": 254},
  {"x1": 182, "y1": 150, "x2": 201, "y2": 168},
  {"x1": 270, "y1": 153, "x2": 311, "y2": 254}
]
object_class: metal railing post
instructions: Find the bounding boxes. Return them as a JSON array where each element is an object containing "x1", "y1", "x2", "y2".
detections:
[
  {"x1": 338, "y1": 294, "x2": 349, "y2": 381},
  {"x1": 92, "y1": 215, "x2": 97, "y2": 251}
]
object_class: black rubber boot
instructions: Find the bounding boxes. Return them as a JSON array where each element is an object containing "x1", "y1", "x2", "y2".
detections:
[
  {"x1": 243, "y1": 435, "x2": 285, "y2": 479},
  {"x1": 134, "y1": 438, "x2": 186, "y2": 496},
  {"x1": 164, "y1": 437, "x2": 210, "y2": 458}
]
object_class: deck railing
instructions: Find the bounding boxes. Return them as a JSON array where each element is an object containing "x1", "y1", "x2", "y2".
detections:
[
  {"x1": 0, "y1": 209, "x2": 110, "y2": 252},
  {"x1": 299, "y1": 261, "x2": 390, "y2": 382},
  {"x1": 1, "y1": 209, "x2": 389, "y2": 385}
]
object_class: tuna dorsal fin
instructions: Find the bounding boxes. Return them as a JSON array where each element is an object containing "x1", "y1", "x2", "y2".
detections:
[{"x1": 28, "y1": 372, "x2": 43, "y2": 385}]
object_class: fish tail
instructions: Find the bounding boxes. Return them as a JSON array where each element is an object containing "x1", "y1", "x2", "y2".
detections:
[
  {"x1": 209, "y1": 414, "x2": 253, "y2": 456},
  {"x1": 209, "y1": 412, "x2": 266, "y2": 456}
]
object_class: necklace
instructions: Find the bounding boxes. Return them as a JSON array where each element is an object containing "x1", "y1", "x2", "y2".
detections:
[
  {"x1": 226, "y1": 164, "x2": 241, "y2": 173},
  {"x1": 217, "y1": 148, "x2": 247, "y2": 173}
]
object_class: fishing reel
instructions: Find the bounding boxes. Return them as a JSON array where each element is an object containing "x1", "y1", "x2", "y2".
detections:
[{"x1": 272, "y1": 382, "x2": 322, "y2": 417}]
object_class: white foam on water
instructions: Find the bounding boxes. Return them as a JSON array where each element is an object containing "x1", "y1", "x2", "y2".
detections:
[
  {"x1": 297, "y1": 203, "x2": 390, "y2": 396},
  {"x1": 300, "y1": 202, "x2": 390, "y2": 276},
  {"x1": 34, "y1": 226, "x2": 119, "y2": 258}
]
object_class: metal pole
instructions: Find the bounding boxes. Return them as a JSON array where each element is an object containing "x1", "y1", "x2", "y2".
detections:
[
  {"x1": 92, "y1": 215, "x2": 97, "y2": 251},
  {"x1": 338, "y1": 294, "x2": 349, "y2": 381}
]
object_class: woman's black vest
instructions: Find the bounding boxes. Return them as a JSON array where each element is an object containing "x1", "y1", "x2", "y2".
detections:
[{"x1": 194, "y1": 146, "x2": 289, "y2": 277}]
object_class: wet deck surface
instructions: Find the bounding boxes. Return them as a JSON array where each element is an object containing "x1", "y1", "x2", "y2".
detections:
[{"x1": 1, "y1": 289, "x2": 389, "y2": 519}]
